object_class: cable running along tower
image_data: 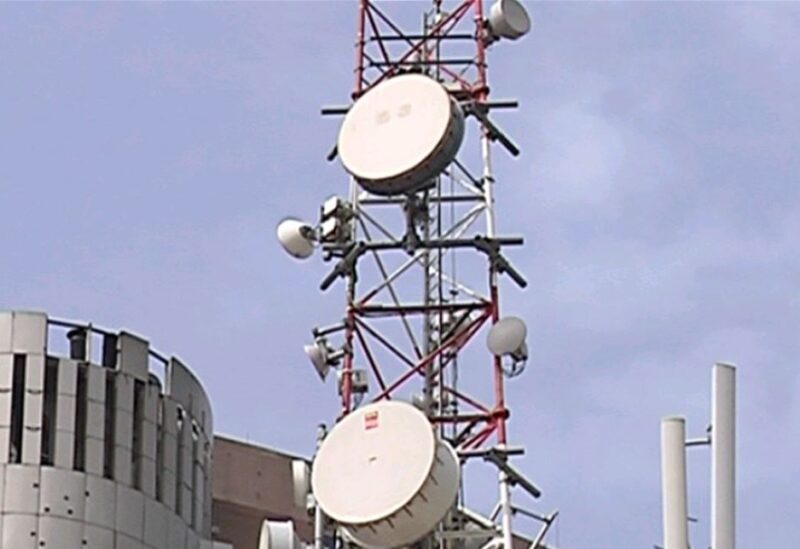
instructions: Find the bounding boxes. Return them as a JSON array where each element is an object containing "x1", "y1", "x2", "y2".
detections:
[{"x1": 276, "y1": 2, "x2": 556, "y2": 548}]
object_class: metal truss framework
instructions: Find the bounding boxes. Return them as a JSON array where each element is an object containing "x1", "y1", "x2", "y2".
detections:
[
  {"x1": 332, "y1": 0, "x2": 520, "y2": 450},
  {"x1": 316, "y1": 1, "x2": 552, "y2": 547}
]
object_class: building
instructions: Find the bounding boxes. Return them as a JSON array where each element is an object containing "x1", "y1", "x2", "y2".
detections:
[
  {"x1": 211, "y1": 436, "x2": 312, "y2": 549},
  {"x1": 0, "y1": 311, "x2": 224, "y2": 549}
]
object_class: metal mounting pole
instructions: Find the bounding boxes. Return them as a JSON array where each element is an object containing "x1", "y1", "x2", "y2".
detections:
[
  {"x1": 497, "y1": 461, "x2": 513, "y2": 549},
  {"x1": 661, "y1": 416, "x2": 689, "y2": 549},
  {"x1": 711, "y1": 363, "x2": 736, "y2": 549},
  {"x1": 313, "y1": 424, "x2": 327, "y2": 549}
]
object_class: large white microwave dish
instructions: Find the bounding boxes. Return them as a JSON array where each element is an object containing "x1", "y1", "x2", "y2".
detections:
[
  {"x1": 338, "y1": 74, "x2": 465, "y2": 196},
  {"x1": 311, "y1": 400, "x2": 460, "y2": 548}
]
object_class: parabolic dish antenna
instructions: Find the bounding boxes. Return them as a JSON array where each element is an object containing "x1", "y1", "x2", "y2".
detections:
[
  {"x1": 311, "y1": 400, "x2": 460, "y2": 548},
  {"x1": 488, "y1": 0, "x2": 532, "y2": 40},
  {"x1": 258, "y1": 520, "x2": 303, "y2": 549},
  {"x1": 338, "y1": 74, "x2": 465, "y2": 196},
  {"x1": 486, "y1": 316, "x2": 527, "y2": 357},
  {"x1": 277, "y1": 218, "x2": 315, "y2": 259}
]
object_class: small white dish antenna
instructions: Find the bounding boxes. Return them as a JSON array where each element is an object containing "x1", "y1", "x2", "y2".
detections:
[
  {"x1": 304, "y1": 342, "x2": 330, "y2": 380},
  {"x1": 487, "y1": 0, "x2": 532, "y2": 41},
  {"x1": 258, "y1": 519, "x2": 303, "y2": 549},
  {"x1": 304, "y1": 337, "x2": 344, "y2": 381},
  {"x1": 487, "y1": 316, "x2": 528, "y2": 362},
  {"x1": 277, "y1": 218, "x2": 315, "y2": 259}
]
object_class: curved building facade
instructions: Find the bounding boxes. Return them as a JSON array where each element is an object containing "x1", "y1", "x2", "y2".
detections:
[{"x1": 0, "y1": 311, "x2": 218, "y2": 548}]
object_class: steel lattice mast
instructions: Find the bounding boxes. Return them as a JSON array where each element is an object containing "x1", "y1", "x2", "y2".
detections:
[
  {"x1": 292, "y1": 1, "x2": 556, "y2": 547},
  {"x1": 337, "y1": 0, "x2": 517, "y2": 453}
]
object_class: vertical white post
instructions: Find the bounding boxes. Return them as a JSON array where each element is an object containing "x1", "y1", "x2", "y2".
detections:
[
  {"x1": 712, "y1": 363, "x2": 736, "y2": 549},
  {"x1": 313, "y1": 424, "x2": 326, "y2": 549},
  {"x1": 314, "y1": 503, "x2": 324, "y2": 549},
  {"x1": 661, "y1": 417, "x2": 689, "y2": 549},
  {"x1": 499, "y1": 469, "x2": 514, "y2": 549}
]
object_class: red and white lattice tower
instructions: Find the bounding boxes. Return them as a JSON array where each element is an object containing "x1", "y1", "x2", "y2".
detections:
[{"x1": 280, "y1": 2, "x2": 556, "y2": 548}]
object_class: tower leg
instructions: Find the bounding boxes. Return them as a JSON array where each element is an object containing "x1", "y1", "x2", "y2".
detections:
[{"x1": 499, "y1": 469, "x2": 513, "y2": 549}]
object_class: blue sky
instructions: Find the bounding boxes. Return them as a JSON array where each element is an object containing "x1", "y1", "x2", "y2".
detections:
[{"x1": 1, "y1": 2, "x2": 798, "y2": 547}]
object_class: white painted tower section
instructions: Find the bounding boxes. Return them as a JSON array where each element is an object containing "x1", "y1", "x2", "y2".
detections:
[
  {"x1": 711, "y1": 363, "x2": 736, "y2": 549},
  {"x1": 660, "y1": 416, "x2": 689, "y2": 549}
]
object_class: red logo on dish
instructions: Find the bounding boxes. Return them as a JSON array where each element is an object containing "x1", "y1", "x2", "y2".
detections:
[{"x1": 364, "y1": 411, "x2": 379, "y2": 430}]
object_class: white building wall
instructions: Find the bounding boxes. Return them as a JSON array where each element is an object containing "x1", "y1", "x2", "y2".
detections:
[{"x1": 0, "y1": 311, "x2": 216, "y2": 549}]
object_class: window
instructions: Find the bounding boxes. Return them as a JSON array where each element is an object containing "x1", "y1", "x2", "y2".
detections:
[
  {"x1": 73, "y1": 363, "x2": 88, "y2": 471},
  {"x1": 175, "y1": 407, "x2": 185, "y2": 513},
  {"x1": 155, "y1": 397, "x2": 165, "y2": 502},
  {"x1": 40, "y1": 357, "x2": 59, "y2": 466},
  {"x1": 103, "y1": 371, "x2": 116, "y2": 479},
  {"x1": 9, "y1": 354, "x2": 26, "y2": 463},
  {"x1": 132, "y1": 380, "x2": 145, "y2": 489}
]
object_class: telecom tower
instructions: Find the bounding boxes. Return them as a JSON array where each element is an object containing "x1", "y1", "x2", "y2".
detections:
[{"x1": 276, "y1": 2, "x2": 556, "y2": 548}]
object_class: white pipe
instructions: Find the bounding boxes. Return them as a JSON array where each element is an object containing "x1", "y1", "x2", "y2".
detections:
[
  {"x1": 661, "y1": 416, "x2": 689, "y2": 549},
  {"x1": 314, "y1": 502, "x2": 323, "y2": 549},
  {"x1": 313, "y1": 425, "x2": 326, "y2": 549},
  {"x1": 712, "y1": 363, "x2": 736, "y2": 549},
  {"x1": 499, "y1": 469, "x2": 514, "y2": 549},
  {"x1": 481, "y1": 118, "x2": 496, "y2": 240}
]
